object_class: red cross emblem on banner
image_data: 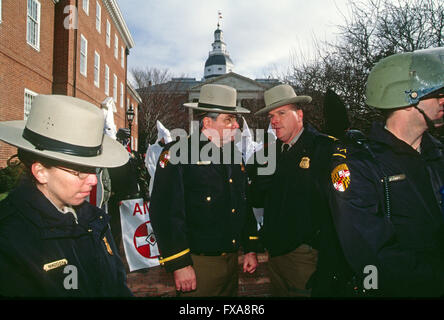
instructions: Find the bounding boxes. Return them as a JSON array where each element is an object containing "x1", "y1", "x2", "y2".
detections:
[{"x1": 133, "y1": 221, "x2": 160, "y2": 259}]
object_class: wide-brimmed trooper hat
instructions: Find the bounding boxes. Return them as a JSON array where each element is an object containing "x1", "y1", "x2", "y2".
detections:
[
  {"x1": 255, "y1": 84, "x2": 312, "y2": 115},
  {"x1": 0, "y1": 95, "x2": 129, "y2": 168},
  {"x1": 183, "y1": 84, "x2": 250, "y2": 114}
]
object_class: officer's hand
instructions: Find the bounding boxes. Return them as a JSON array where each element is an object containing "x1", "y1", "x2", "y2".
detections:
[
  {"x1": 243, "y1": 252, "x2": 258, "y2": 274},
  {"x1": 173, "y1": 265, "x2": 196, "y2": 292}
]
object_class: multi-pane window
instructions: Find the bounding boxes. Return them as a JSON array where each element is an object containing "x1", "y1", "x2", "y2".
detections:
[
  {"x1": 113, "y1": 74, "x2": 117, "y2": 102},
  {"x1": 121, "y1": 46, "x2": 124, "y2": 68},
  {"x1": 0, "y1": 0, "x2": 3, "y2": 24},
  {"x1": 82, "y1": 0, "x2": 89, "y2": 15},
  {"x1": 27, "y1": 0, "x2": 41, "y2": 50},
  {"x1": 104, "y1": 64, "x2": 109, "y2": 95},
  {"x1": 24, "y1": 89, "x2": 38, "y2": 120},
  {"x1": 114, "y1": 34, "x2": 118, "y2": 59},
  {"x1": 120, "y1": 82, "x2": 124, "y2": 108},
  {"x1": 106, "y1": 20, "x2": 111, "y2": 47},
  {"x1": 94, "y1": 51, "x2": 100, "y2": 87},
  {"x1": 95, "y1": 1, "x2": 101, "y2": 32},
  {"x1": 80, "y1": 34, "x2": 88, "y2": 76}
]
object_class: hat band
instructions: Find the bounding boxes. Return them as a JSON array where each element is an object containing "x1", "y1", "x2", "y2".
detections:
[
  {"x1": 198, "y1": 102, "x2": 236, "y2": 111},
  {"x1": 23, "y1": 127, "x2": 102, "y2": 157}
]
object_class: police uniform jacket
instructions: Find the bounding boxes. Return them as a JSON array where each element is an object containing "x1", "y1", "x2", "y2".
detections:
[
  {"x1": 250, "y1": 124, "x2": 335, "y2": 257},
  {"x1": 149, "y1": 136, "x2": 259, "y2": 273},
  {"x1": 0, "y1": 179, "x2": 132, "y2": 297},
  {"x1": 328, "y1": 122, "x2": 444, "y2": 296}
]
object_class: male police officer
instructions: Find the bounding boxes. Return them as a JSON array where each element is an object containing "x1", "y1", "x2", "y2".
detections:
[
  {"x1": 150, "y1": 84, "x2": 259, "y2": 297},
  {"x1": 329, "y1": 47, "x2": 444, "y2": 296},
  {"x1": 252, "y1": 84, "x2": 339, "y2": 296}
]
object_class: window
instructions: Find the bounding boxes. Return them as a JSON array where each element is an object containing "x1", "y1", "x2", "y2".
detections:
[
  {"x1": 80, "y1": 34, "x2": 88, "y2": 76},
  {"x1": 94, "y1": 51, "x2": 100, "y2": 87},
  {"x1": 113, "y1": 74, "x2": 117, "y2": 102},
  {"x1": 27, "y1": 0, "x2": 41, "y2": 50},
  {"x1": 0, "y1": 0, "x2": 3, "y2": 24},
  {"x1": 114, "y1": 34, "x2": 118, "y2": 59},
  {"x1": 106, "y1": 20, "x2": 110, "y2": 47},
  {"x1": 120, "y1": 82, "x2": 124, "y2": 108},
  {"x1": 82, "y1": 0, "x2": 89, "y2": 15},
  {"x1": 121, "y1": 46, "x2": 124, "y2": 68},
  {"x1": 95, "y1": 1, "x2": 101, "y2": 32},
  {"x1": 24, "y1": 89, "x2": 38, "y2": 120},
  {"x1": 104, "y1": 64, "x2": 109, "y2": 95}
]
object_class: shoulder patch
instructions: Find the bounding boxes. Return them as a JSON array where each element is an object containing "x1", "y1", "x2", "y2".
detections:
[
  {"x1": 331, "y1": 163, "x2": 351, "y2": 192},
  {"x1": 159, "y1": 150, "x2": 170, "y2": 168}
]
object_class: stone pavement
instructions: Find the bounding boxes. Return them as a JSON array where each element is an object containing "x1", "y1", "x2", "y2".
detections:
[{"x1": 120, "y1": 246, "x2": 272, "y2": 297}]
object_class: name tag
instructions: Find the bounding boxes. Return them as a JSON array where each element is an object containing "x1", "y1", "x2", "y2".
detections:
[
  {"x1": 196, "y1": 161, "x2": 211, "y2": 165},
  {"x1": 387, "y1": 174, "x2": 406, "y2": 182},
  {"x1": 43, "y1": 259, "x2": 68, "y2": 272}
]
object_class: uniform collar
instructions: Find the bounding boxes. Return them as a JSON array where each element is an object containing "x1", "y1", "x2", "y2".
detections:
[
  {"x1": 10, "y1": 179, "x2": 108, "y2": 238},
  {"x1": 369, "y1": 122, "x2": 443, "y2": 159}
]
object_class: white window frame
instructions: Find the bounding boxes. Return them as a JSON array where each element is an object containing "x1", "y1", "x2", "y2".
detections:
[
  {"x1": 24, "y1": 89, "x2": 38, "y2": 120},
  {"x1": 95, "y1": 1, "x2": 101, "y2": 32},
  {"x1": 114, "y1": 34, "x2": 118, "y2": 59},
  {"x1": 104, "y1": 64, "x2": 109, "y2": 95},
  {"x1": 113, "y1": 74, "x2": 117, "y2": 102},
  {"x1": 106, "y1": 20, "x2": 111, "y2": 47},
  {"x1": 26, "y1": 0, "x2": 41, "y2": 51},
  {"x1": 0, "y1": 0, "x2": 3, "y2": 24},
  {"x1": 82, "y1": 0, "x2": 89, "y2": 15},
  {"x1": 80, "y1": 34, "x2": 88, "y2": 77},
  {"x1": 120, "y1": 82, "x2": 124, "y2": 108},
  {"x1": 121, "y1": 46, "x2": 125, "y2": 68},
  {"x1": 94, "y1": 51, "x2": 100, "y2": 87}
]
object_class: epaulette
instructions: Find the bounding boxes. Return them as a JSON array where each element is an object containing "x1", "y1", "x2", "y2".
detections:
[{"x1": 331, "y1": 130, "x2": 375, "y2": 160}]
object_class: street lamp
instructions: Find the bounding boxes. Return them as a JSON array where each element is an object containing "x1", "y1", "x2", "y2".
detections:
[{"x1": 126, "y1": 105, "x2": 135, "y2": 149}]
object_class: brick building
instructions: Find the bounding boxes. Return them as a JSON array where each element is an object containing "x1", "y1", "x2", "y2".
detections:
[{"x1": 0, "y1": 0, "x2": 141, "y2": 167}]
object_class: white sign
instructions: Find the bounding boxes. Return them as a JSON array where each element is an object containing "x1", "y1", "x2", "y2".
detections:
[{"x1": 119, "y1": 198, "x2": 160, "y2": 272}]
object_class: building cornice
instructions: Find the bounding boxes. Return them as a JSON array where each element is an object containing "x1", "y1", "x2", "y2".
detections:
[
  {"x1": 127, "y1": 83, "x2": 142, "y2": 103},
  {"x1": 102, "y1": 0, "x2": 135, "y2": 49}
]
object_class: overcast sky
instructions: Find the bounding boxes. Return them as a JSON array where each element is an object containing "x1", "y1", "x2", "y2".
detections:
[{"x1": 118, "y1": 0, "x2": 353, "y2": 84}]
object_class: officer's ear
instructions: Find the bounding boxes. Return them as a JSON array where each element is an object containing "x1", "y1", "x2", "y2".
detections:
[
  {"x1": 202, "y1": 116, "x2": 215, "y2": 130},
  {"x1": 31, "y1": 162, "x2": 50, "y2": 184}
]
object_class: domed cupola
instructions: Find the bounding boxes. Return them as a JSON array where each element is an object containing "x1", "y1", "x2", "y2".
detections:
[{"x1": 204, "y1": 19, "x2": 234, "y2": 80}]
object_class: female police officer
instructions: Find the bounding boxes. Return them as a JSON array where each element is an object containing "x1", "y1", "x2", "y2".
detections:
[{"x1": 0, "y1": 95, "x2": 132, "y2": 297}]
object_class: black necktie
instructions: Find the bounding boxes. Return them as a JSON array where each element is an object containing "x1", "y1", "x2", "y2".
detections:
[{"x1": 282, "y1": 144, "x2": 290, "y2": 153}]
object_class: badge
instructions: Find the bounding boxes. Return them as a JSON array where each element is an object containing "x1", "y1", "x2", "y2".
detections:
[
  {"x1": 102, "y1": 236, "x2": 114, "y2": 255},
  {"x1": 331, "y1": 163, "x2": 351, "y2": 192},
  {"x1": 299, "y1": 157, "x2": 310, "y2": 169},
  {"x1": 43, "y1": 258, "x2": 68, "y2": 272},
  {"x1": 159, "y1": 150, "x2": 170, "y2": 168}
]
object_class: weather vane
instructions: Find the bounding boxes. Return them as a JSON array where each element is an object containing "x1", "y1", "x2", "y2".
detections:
[{"x1": 217, "y1": 10, "x2": 222, "y2": 28}]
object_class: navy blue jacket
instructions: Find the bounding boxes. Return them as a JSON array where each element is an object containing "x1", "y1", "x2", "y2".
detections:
[
  {"x1": 328, "y1": 123, "x2": 444, "y2": 297},
  {"x1": 0, "y1": 179, "x2": 132, "y2": 297},
  {"x1": 150, "y1": 137, "x2": 259, "y2": 272}
]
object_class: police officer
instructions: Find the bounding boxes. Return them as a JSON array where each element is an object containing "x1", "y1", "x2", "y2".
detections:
[
  {"x1": 251, "y1": 84, "x2": 338, "y2": 297},
  {"x1": 149, "y1": 84, "x2": 259, "y2": 297},
  {"x1": 0, "y1": 95, "x2": 131, "y2": 297},
  {"x1": 328, "y1": 47, "x2": 444, "y2": 297}
]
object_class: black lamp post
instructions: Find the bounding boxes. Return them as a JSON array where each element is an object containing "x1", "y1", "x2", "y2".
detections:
[{"x1": 126, "y1": 105, "x2": 135, "y2": 148}]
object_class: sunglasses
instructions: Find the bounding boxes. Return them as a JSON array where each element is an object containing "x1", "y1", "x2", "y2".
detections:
[{"x1": 55, "y1": 166, "x2": 103, "y2": 180}]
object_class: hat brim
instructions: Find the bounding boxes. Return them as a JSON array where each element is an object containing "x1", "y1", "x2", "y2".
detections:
[
  {"x1": 0, "y1": 121, "x2": 129, "y2": 168},
  {"x1": 255, "y1": 96, "x2": 312, "y2": 115},
  {"x1": 183, "y1": 103, "x2": 250, "y2": 114}
]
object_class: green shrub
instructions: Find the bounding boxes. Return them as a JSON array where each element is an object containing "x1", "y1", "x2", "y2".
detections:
[{"x1": 0, "y1": 160, "x2": 25, "y2": 194}]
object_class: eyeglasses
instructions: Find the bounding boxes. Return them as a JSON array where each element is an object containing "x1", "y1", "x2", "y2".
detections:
[{"x1": 56, "y1": 166, "x2": 102, "y2": 180}]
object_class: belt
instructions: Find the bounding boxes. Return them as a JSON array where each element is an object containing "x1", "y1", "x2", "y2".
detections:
[{"x1": 191, "y1": 251, "x2": 236, "y2": 257}]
